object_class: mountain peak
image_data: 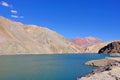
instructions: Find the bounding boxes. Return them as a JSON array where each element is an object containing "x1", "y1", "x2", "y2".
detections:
[{"x1": 71, "y1": 36, "x2": 103, "y2": 47}]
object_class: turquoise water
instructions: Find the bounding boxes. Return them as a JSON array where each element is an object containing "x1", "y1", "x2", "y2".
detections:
[{"x1": 0, "y1": 54, "x2": 109, "y2": 80}]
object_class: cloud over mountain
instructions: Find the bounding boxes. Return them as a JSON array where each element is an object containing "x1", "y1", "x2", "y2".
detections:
[
  {"x1": 0, "y1": 1, "x2": 11, "y2": 7},
  {"x1": 11, "y1": 15, "x2": 24, "y2": 18},
  {"x1": 11, "y1": 10, "x2": 17, "y2": 14},
  {"x1": 0, "y1": 1, "x2": 24, "y2": 19}
]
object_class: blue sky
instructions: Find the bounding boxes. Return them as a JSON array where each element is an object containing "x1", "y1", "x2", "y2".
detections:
[{"x1": 0, "y1": 0, "x2": 120, "y2": 41}]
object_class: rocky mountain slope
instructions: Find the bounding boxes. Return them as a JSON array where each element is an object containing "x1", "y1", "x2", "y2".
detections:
[
  {"x1": 99, "y1": 41, "x2": 120, "y2": 54},
  {"x1": 71, "y1": 37, "x2": 103, "y2": 47},
  {"x1": 82, "y1": 41, "x2": 120, "y2": 53},
  {"x1": 1, "y1": 16, "x2": 119, "y2": 55},
  {"x1": 83, "y1": 42, "x2": 108, "y2": 53},
  {"x1": 0, "y1": 16, "x2": 84, "y2": 54},
  {"x1": 71, "y1": 37, "x2": 107, "y2": 53}
]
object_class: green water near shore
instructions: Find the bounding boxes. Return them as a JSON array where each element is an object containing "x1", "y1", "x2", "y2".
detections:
[{"x1": 0, "y1": 54, "x2": 109, "y2": 80}]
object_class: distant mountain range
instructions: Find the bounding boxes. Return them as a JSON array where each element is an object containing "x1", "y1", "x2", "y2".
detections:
[
  {"x1": 71, "y1": 37, "x2": 103, "y2": 47},
  {"x1": 0, "y1": 16, "x2": 120, "y2": 55}
]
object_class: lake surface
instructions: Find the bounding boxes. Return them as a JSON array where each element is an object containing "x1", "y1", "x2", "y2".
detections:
[{"x1": 0, "y1": 54, "x2": 109, "y2": 80}]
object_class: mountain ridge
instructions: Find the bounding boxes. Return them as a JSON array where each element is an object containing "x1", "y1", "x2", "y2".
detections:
[
  {"x1": 0, "y1": 16, "x2": 120, "y2": 55},
  {"x1": 0, "y1": 16, "x2": 84, "y2": 54},
  {"x1": 71, "y1": 36, "x2": 103, "y2": 47}
]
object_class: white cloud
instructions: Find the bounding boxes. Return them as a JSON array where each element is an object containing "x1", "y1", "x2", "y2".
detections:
[
  {"x1": 0, "y1": 1, "x2": 24, "y2": 19},
  {"x1": 11, "y1": 15, "x2": 24, "y2": 19},
  {"x1": 11, "y1": 15, "x2": 18, "y2": 18},
  {"x1": 11, "y1": 10, "x2": 17, "y2": 14},
  {"x1": 0, "y1": 1, "x2": 10, "y2": 7}
]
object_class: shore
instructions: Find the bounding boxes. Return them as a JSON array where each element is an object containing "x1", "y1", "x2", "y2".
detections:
[
  {"x1": 78, "y1": 57, "x2": 120, "y2": 80},
  {"x1": 85, "y1": 57, "x2": 120, "y2": 67}
]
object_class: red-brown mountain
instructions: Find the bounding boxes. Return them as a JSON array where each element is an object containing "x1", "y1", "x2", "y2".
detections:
[{"x1": 71, "y1": 37, "x2": 103, "y2": 47}]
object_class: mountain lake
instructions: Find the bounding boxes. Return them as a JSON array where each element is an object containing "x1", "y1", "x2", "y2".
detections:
[{"x1": 0, "y1": 53, "x2": 110, "y2": 80}]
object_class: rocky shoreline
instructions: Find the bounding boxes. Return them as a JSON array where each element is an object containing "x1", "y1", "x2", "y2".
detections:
[
  {"x1": 78, "y1": 58, "x2": 120, "y2": 80},
  {"x1": 85, "y1": 58, "x2": 119, "y2": 67},
  {"x1": 110, "y1": 53, "x2": 120, "y2": 57}
]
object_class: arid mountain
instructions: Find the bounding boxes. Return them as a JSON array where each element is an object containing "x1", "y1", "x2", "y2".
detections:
[
  {"x1": 0, "y1": 16, "x2": 84, "y2": 55},
  {"x1": 99, "y1": 41, "x2": 120, "y2": 54},
  {"x1": 71, "y1": 37, "x2": 110, "y2": 53},
  {"x1": 83, "y1": 42, "x2": 108, "y2": 53},
  {"x1": 1, "y1": 16, "x2": 119, "y2": 55},
  {"x1": 83, "y1": 40, "x2": 120, "y2": 54},
  {"x1": 71, "y1": 36, "x2": 103, "y2": 47}
]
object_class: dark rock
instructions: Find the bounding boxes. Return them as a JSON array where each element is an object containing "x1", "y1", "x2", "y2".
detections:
[{"x1": 98, "y1": 41, "x2": 120, "y2": 54}]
